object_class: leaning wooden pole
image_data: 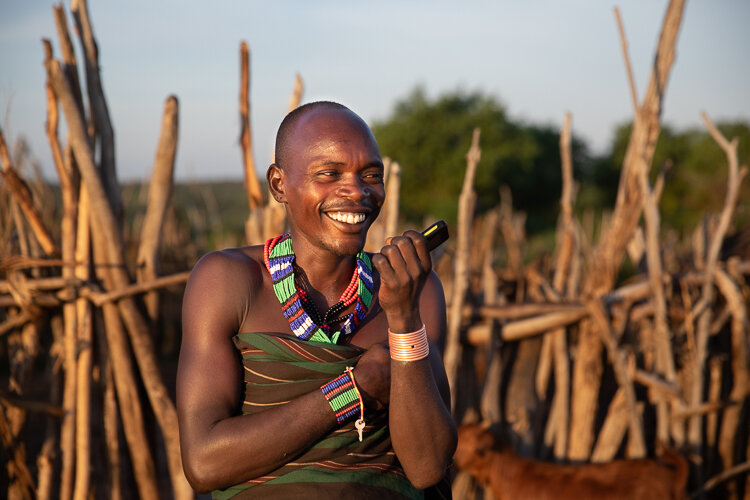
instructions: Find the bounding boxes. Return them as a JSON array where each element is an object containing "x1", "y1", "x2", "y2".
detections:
[
  {"x1": 70, "y1": 0, "x2": 122, "y2": 219},
  {"x1": 444, "y1": 128, "x2": 481, "y2": 409},
  {"x1": 137, "y1": 95, "x2": 179, "y2": 322},
  {"x1": 43, "y1": 39, "x2": 79, "y2": 500},
  {"x1": 73, "y1": 185, "x2": 93, "y2": 500},
  {"x1": 240, "y1": 41, "x2": 263, "y2": 210}
]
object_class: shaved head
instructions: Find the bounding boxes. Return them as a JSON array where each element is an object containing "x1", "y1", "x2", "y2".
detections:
[{"x1": 274, "y1": 101, "x2": 364, "y2": 169}]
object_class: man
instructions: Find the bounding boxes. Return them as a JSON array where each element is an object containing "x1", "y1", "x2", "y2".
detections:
[{"x1": 177, "y1": 101, "x2": 456, "y2": 498}]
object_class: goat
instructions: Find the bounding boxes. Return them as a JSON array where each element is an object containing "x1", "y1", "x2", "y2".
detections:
[{"x1": 454, "y1": 423, "x2": 688, "y2": 500}]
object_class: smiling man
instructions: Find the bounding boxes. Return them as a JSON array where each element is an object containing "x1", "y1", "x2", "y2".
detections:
[{"x1": 177, "y1": 102, "x2": 456, "y2": 499}]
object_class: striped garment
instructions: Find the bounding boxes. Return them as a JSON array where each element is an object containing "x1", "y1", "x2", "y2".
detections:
[{"x1": 212, "y1": 331, "x2": 450, "y2": 499}]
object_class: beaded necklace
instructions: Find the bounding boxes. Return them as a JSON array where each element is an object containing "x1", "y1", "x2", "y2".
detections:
[{"x1": 263, "y1": 233, "x2": 374, "y2": 344}]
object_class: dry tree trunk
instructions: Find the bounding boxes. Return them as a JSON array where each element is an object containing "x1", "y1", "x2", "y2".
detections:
[
  {"x1": 444, "y1": 128, "x2": 481, "y2": 409},
  {"x1": 136, "y1": 95, "x2": 179, "y2": 323},
  {"x1": 568, "y1": 0, "x2": 686, "y2": 461}
]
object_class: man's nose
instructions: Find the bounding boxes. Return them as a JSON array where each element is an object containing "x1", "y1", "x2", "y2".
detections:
[{"x1": 337, "y1": 174, "x2": 370, "y2": 199}]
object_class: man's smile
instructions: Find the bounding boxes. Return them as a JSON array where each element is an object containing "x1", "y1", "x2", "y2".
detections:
[{"x1": 325, "y1": 211, "x2": 367, "y2": 225}]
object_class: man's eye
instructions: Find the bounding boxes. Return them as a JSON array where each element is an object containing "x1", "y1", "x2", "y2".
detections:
[
  {"x1": 364, "y1": 172, "x2": 384, "y2": 183},
  {"x1": 317, "y1": 171, "x2": 338, "y2": 178}
]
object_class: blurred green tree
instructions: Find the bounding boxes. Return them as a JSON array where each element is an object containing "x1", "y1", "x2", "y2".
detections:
[
  {"x1": 371, "y1": 88, "x2": 588, "y2": 233},
  {"x1": 598, "y1": 121, "x2": 750, "y2": 233}
]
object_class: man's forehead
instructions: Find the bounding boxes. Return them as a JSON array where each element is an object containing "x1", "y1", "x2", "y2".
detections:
[
  {"x1": 293, "y1": 107, "x2": 369, "y2": 138},
  {"x1": 288, "y1": 108, "x2": 379, "y2": 156}
]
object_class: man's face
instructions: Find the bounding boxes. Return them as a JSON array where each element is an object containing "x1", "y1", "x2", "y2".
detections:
[{"x1": 274, "y1": 108, "x2": 386, "y2": 256}]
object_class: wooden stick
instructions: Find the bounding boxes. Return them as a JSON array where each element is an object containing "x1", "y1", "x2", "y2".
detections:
[
  {"x1": 70, "y1": 0, "x2": 122, "y2": 219},
  {"x1": 479, "y1": 215, "x2": 504, "y2": 425},
  {"x1": 671, "y1": 399, "x2": 739, "y2": 422},
  {"x1": 0, "y1": 391, "x2": 64, "y2": 417},
  {"x1": 591, "y1": 388, "x2": 628, "y2": 463},
  {"x1": 635, "y1": 107, "x2": 676, "y2": 445},
  {"x1": 83, "y1": 271, "x2": 190, "y2": 306},
  {"x1": 44, "y1": 36, "x2": 81, "y2": 500},
  {"x1": 73, "y1": 184, "x2": 92, "y2": 500},
  {"x1": 714, "y1": 268, "x2": 749, "y2": 491},
  {"x1": 690, "y1": 461, "x2": 750, "y2": 498},
  {"x1": 705, "y1": 357, "x2": 722, "y2": 449},
  {"x1": 444, "y1": 128, "x2": 481, "y2": 408},
  {"x1": 287, "y1": 73, "x2": 304, "y2": 113},
  {"x1": 0, "y1": 130, "x2": 59, "y2": 256},
  {"x1": 0, "y1": 404, "x2": 36, "y2": 497},
  {"x1": 98, "y1": 333, "x2": 123, "y2": 500},
  {"x1": 91, "y1": 227, "x2": 159, "y2": 498},
  {"x1": 384, "y1": 161, "x2": 401, "y2": 239},
  {"x1": 45, "y1": 51, "x2": 192, "y2": 499},
  {"x1": 470, "y1": 302, "x2": 584, "y2": 321},
  {"x1": 614, "y1": 7, "x2": 639, "y2": 113},
  {"x1": 587, "y1": 299, "x2": 645, "y2": 457},
  {"x1": 137, "y1": 95, "x2": 179, "y2": 321},
  {"x1": 468, "y1": 307, "x2": 587, "y2": 345},
  {"x1": 571, "y1": 0, "x2": 685, "y2": 461},
  {"x1": 0, "y1": 311, "x2": 33, "y2": 337},
  {"x1": 239, "y1": 41, "x2": 263, "y2": 210},
  {"x1": 546, "y1": 114, "x2": 575, "y2": 458},
  {"x1": 689, "y1": 111, "x2": 748, "y2": 452},
  {"x1": 52, "y1": 3, "x2": 85, "y2": 113},
  {"x1": 631, "y1": 369, "x2": 681, "y2": 400}
]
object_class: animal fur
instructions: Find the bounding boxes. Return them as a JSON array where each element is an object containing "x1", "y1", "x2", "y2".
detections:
[{"x1": 454, "y1": 423, "x2": 688, "y2": 500}]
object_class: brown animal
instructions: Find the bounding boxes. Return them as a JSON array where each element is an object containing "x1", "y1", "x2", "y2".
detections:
[{"x1": 454, "y1": 423, "x2": 688, "y2": 500}]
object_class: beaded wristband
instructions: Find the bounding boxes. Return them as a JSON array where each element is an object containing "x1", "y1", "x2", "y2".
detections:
[
  {"x1": 388, "y1": 324, "x2": 430, "y2": 362},
  {"x1": 321, "y1": 367, "x2": 362, "y2": 424}
]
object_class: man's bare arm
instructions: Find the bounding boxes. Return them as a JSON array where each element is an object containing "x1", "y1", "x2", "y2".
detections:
[
  {"x1": 177, "y1": 251, "x2": 339, "y2": 492},
  {"x1": 370, "y1": 232, "x2": 457, "y2": 489}
]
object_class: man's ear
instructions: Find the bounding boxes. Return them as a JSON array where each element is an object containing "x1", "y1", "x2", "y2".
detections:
[{"x1": 267, "y1": 164, "x2": 287, "y2": 203}]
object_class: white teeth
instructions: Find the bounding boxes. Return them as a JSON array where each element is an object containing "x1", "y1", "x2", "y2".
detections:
[{"x1": 327, "y1": 212, "x2": 366, "y2": 224}]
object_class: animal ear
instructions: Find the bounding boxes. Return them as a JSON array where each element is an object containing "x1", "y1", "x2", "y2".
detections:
[
  {"x1": 480, "y1": 420, "x2": 492, "y2": 431},
  {"x1": 267, "y1": 163, "x2": 287, "y2": 203}
]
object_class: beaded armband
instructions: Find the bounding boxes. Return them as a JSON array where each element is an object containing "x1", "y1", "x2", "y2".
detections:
[{"x1": 321, "y1": 367, "x2": 362, "y2": 424}]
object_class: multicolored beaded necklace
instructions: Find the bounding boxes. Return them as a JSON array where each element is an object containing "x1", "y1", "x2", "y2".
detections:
[{"x1": 263, "y1": 233, "x2": 374, "y2": 344}]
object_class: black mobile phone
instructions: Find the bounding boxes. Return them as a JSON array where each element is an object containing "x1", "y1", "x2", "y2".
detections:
[{"x1": 422, "y1": 220, "x2": 449, "y2": 251}]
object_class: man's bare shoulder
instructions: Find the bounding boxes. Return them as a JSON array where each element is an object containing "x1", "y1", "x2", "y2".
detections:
[{"x1": 187, "y1": 245, "x2": 266, "y2": 295}]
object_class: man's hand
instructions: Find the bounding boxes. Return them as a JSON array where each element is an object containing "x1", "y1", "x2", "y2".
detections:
[
  {"x1": 371, "y1": 230, "x2": 432, "y2": 333},
  {"x1": 353, "y1": 342, "x2": 391, "y2": 411}
]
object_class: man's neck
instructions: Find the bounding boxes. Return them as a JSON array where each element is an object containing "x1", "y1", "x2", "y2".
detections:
[{"x1": 289, "y1": 235, "x2": 360, "y2": 305}]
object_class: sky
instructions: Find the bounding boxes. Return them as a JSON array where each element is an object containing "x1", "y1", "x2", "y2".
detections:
[{"x1": 1, "y1": 1, "x2": 749, "y2": 182}]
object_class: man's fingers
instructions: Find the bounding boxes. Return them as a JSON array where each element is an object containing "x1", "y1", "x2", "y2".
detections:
[{"x1": 403, "y1": 230, "x2": 432, "y2": 271}]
